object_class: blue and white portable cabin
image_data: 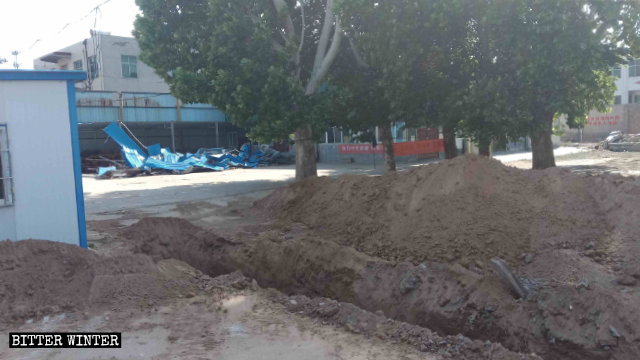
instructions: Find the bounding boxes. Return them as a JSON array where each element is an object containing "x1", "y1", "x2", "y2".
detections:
[{"x1": 0, "y1": 70, "x2": 88, "y2": 247}]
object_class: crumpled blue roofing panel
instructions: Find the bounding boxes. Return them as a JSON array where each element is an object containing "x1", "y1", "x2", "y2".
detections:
[
  {"x1": 103, "y1": 122, "x2": 262, "y2": 174},
  {"x1": 104, "y1": 122, "x2": 147, "y2": 168}
]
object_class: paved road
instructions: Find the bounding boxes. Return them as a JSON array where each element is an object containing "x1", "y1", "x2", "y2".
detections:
[{"x1": 493, "y1": 146, "x2": 586, "y2": 163}]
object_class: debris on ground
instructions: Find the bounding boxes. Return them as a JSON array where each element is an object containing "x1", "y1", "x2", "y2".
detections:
[
  {"x1": 601, "y1": 130, "x2": 640, "y2": 151},
  {"x1": 96, "y1": 122, "x2": 292, "y2": 178},
  {"x1": 82, "y1": 153, "x2": 127, "y2": 173}
]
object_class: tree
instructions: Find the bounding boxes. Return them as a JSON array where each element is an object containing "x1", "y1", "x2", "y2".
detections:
[
  {"x1": 134, "y1": 0, "x2": 346, "y2": 180},
  {"x1": 473, "y1": 0, "x2": 640, "y2": 168},
  {"x1": 334, "y1": 0, "x2": 470, "y2": 169}
]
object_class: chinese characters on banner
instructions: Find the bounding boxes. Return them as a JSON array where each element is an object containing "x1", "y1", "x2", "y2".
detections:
[
  {"x1": 338, "y1": 144, "x2": 384, "y2": 154},
  {"x1": 586, "y1": 115, "x2": 620, "y2": 127},
  {"x1": 338, "y1": 139, "x2": 445, "y2": 156}
]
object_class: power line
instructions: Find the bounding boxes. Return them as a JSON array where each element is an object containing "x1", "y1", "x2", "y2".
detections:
[{"x1": 28, "y1": 0, "x2": 114, "y2": 51}]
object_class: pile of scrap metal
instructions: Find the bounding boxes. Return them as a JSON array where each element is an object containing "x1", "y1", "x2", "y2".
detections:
[
  {"x1": 257, "y1": 144, "x2": 295, "y2": 165},
  {"x1": 601, "y1": 131, "x2": 640, "y2": 152},
  {"x1": 83, "y1": 153, "x2": 126, "y2": 174},
  {"x1": 97, "y1": 122, "x2": 283, "y2": 179}
]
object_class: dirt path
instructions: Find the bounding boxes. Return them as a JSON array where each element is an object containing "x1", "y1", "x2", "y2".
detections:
[
  {"x1": 1, "y1": 291, "x2": 434, "y2": 360},
  {"x1": 506, "y1": 148, "x2": 640, "y2": 178}
]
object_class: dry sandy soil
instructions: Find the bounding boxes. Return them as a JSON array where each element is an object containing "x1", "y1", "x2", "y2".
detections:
[
  {"x1": 0, "y1": 241, "x2": 443, "y2": 360},
  {"x1": 508, "y1": 146, "x2": 640, "y2": 178},
  {"x1": 2, "y1": 148, "x2": 639, "y2": 359}
]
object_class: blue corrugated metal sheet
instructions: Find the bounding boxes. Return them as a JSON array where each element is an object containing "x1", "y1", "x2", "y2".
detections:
[
  {"x1": 181, "y1": 107, "x2": 227, "y2": 122},
  {"x1": 76, "y1": 91, "x2": 227, "y2": 124}
]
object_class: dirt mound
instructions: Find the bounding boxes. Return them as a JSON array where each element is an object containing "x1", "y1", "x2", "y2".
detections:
[
  {"x1": 274, "y1": 293, "x2": 541, "y2": 360},
  {"x1": 122, "y1": 217, "x2": 237, "y2": 277},
  {"x1": 120, "y1": 218, "x2": 539, "y2": 359},
  {"x1": 0, "y1": 239, "x2": 204, "y2": 325},
  {"x1": 261, "y1": 155, "x2": 637, "y2": 267},
  {"x1": 120, "y1": 213, "x2": 640, "y2": 359}
]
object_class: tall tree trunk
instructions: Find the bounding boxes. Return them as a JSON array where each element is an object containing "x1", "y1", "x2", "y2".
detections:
[
  {"x1": 443, "y1": 126, "x2": 457, "y2": 159},
  {"x1": 379, "y1": 123, "x2": 396, "y2": 172},
  {"x1": 531, "y1": 112, "x2": 556, "y2": 169},
  {"x1": 478, "y1": 138, "x2": 491, "y2": 157},
  {"x1": 295, "y1": 123, "x2": 317, "y2": 181}
]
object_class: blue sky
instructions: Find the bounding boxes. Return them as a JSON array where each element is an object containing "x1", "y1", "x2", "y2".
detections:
[{"x1": 0, "y1": 0, "x2": 139, "y2": 69}]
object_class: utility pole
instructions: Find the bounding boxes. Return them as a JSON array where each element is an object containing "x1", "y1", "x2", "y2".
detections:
[{"x1": 11, "y1": 51, "x2": 20, "y2": 69}]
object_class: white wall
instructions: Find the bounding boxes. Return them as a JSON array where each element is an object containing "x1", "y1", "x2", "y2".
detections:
[
  {"x1": 0, "y1": 80, "x2": 80, "y2": 245},
  {"x1": 99, "y1": 35, "x2": 170, "y2": 93},
  {"x1": 614, "y1": 65, "x2": 640, "y2": 104},
  {"x1": 33, "y1": 35, "x2": 170, "y2": 93}
]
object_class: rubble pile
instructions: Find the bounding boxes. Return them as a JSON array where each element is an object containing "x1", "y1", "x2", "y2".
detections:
[{"x1": 601, "y1": 131, "x2": 640, "y2": 151}]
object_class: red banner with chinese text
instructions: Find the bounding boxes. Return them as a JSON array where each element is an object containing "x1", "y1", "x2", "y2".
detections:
[
  {"x1": 338, "y1": 139, "x2": 444, "y2": 156},
  {"x1": 338, "y1": 144, "x2": 384, "y2": 154},
  {"x1": 586, "y1": 115, "x2": 620, "y2": 127},
  {"x1": 393, "y1": 139, "x2": 445, "y2": 156}
]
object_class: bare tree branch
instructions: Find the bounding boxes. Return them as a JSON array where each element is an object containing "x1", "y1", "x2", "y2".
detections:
[
  {"x1": 306, "y1": 18, "x2": 343, "y2": 95},
  {"x1": 298, "y1": 0, "x2": 306, "y2": 57},
  {"x1": 295, "y1": 1, "x2": 306, "y2": 80},
  {"x1": 311, "y1": 0, "x2": 336, "y2": 76}
]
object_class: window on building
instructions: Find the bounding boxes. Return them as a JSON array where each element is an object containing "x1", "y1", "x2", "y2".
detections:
[
  {"x1": 121, "y1": 55, "x2": 138, "y2": 78},
  {"x1": 60, "y1": 64, "x2": 68, "y2": 70},
  {"x1": 73, "y1": 60, "x2": 83, "y2": 70},
  {"x1": 87, "y1": 56, "x2": 98, "y2": 80},
  {"x1": 612, "y1": 66, "x2": 621, "y2": 78},
  {"x1": 614, "y1": 95, "x2": 622, "y2": 105},
  {"x1": 0, "y1": 125, "x2": 13, "y2": 206},
  {"x1": 629, "y1": 60, "x2": 640, "y2": 77}
]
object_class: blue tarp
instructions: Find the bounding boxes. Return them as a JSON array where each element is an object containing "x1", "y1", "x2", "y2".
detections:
[
  {"x1": 97, "y1": 166, "x2": 116, "y2": 176},
  {"x1": 103, "y1": 122, "x2": 265, "y2": 174}
]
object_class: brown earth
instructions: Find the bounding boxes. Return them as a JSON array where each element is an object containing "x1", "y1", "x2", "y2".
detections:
[
  {"x1": 118, "y1": 155, "x2": 640, "y2": 359},
  {"x1": 0, "y1": 237, "x2": 533, "y2": 360},
  {"x1": 120, "y1": 218, "x2": 538, "y2": 359},
  {"x1": 264, "y1": 155, "x2": 638, "y2": 267},
  {"x1": 121, "y1": 216, "x2": 639, "y2": 359},
  {"x1": 0, "y1": 239, "x2": 209, "y2": 325},
  {"x1": 4, "y1": 154, "x2": 640, "y2": 359}
]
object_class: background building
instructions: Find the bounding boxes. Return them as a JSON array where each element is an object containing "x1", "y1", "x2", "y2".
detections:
[
  {"x1": 613, "y1": 61, "x2": 640, "y2": 105},
  {"x1": 0, "y1": 70, "x2": 87, "y2": 247},
  {"x1": 33, "y1": 33, "x2": 246, "y2": 156},
  {"x1": 34, "y1": 32, "x2": 169, "y2": 93},
  {"x1": 556, "y1": 62, "x2": 640, "y2": 142}
]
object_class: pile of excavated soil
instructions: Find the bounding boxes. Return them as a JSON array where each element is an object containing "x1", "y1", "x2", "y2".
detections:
[
  {"x1": 114, "y1": 156, "x2": 640, "y2": 359},
  {"x1": 121, "y1": 218, "x2": 539, "y2": 359},
  {"x1": 260, "y1": 155, "x2": 640, "y2": 268},
  {"x1": 122, "y1": 217, "x2": 640, "y2": 359},
  {"x1": 0, "y1": 239, "x2": 207, "y2": 325}
]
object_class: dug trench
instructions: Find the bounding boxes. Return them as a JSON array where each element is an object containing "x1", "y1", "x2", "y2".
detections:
[{"x1": 123, "y1": 156, "x2": 640, "y2": 360}]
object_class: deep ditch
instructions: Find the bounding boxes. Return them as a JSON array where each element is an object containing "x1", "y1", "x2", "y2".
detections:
[{"x1": 124, "y1": 217, "x2": 634, "y2": 360}]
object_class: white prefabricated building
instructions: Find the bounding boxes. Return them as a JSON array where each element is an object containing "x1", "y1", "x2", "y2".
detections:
[{"x1": 0, "y1": 70, "x2": 87, "y2": 247}]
